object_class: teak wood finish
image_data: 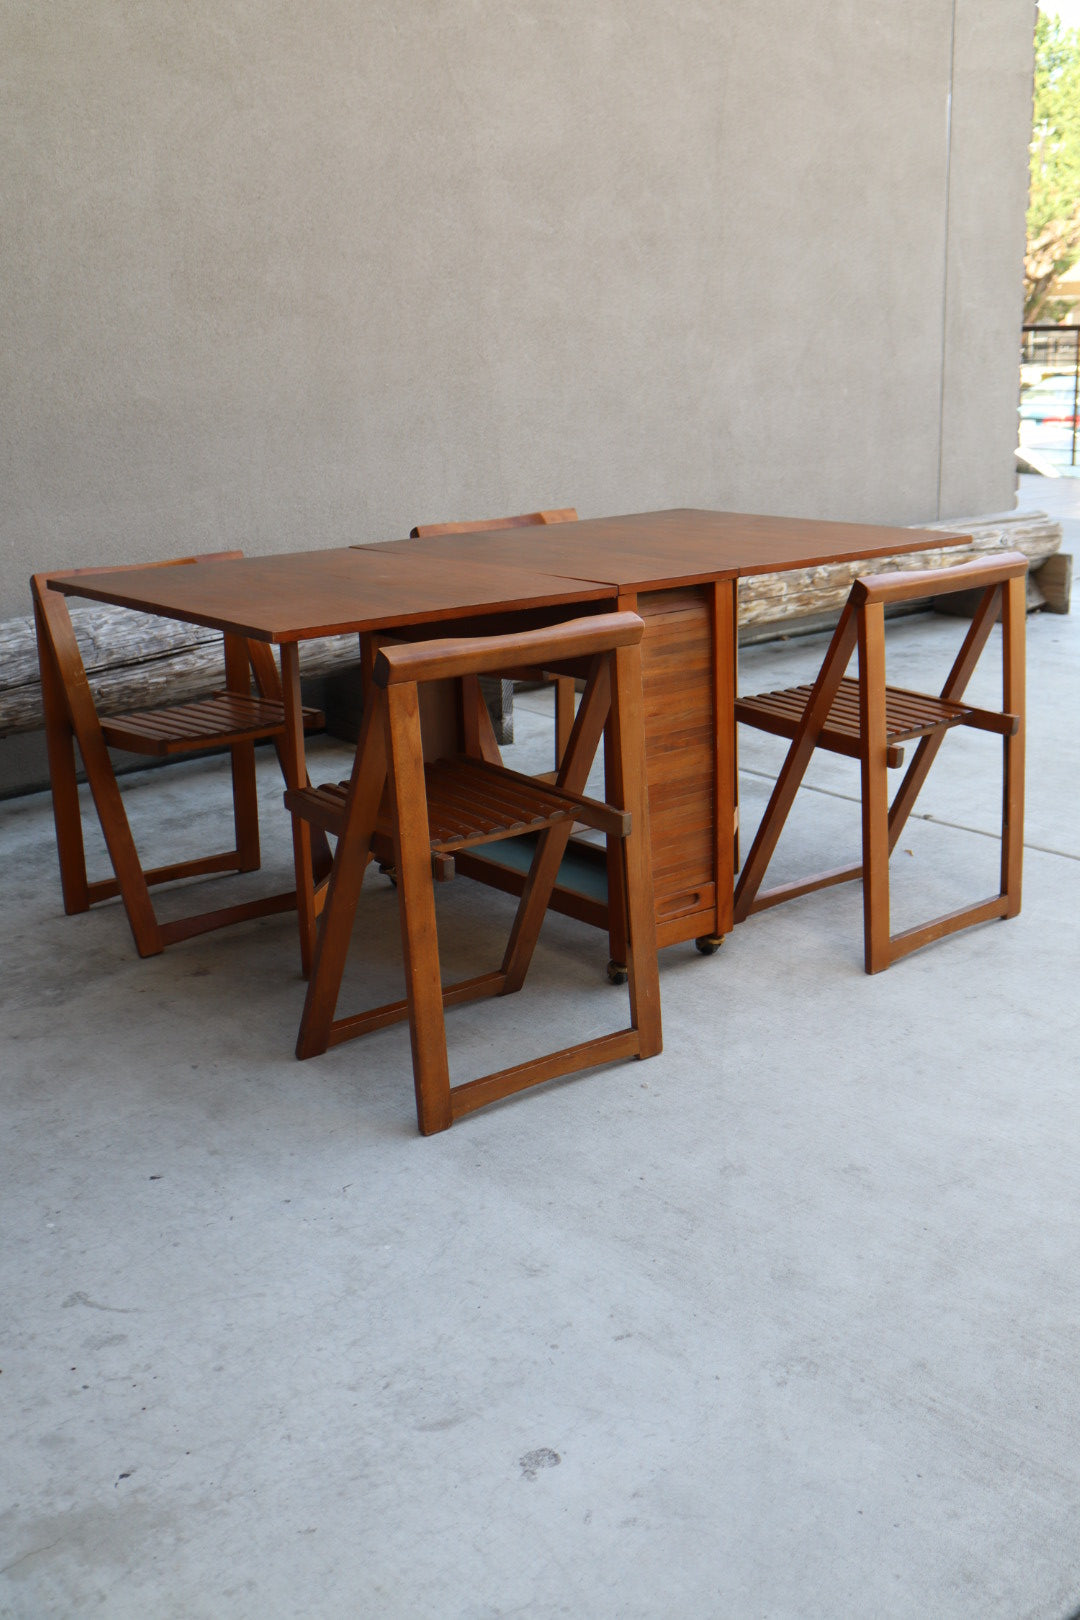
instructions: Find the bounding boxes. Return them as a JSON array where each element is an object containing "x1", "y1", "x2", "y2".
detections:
[
  {"x1": 409, "y1": 509, "x2": 580, "y2": 767},
  {"x1": 456, "y1": 578, "x2": 736, "y2": 962},
  {"x1": 732, "y1": 553, "x2": 1028, "y2": 972},
  {"x1": 356, "y1": 509, "x2": 967, "y2": 959},
  {"x1": 48, "y1": 547, "x2": 615, "y2": 642},
  {"x1": 287, "y1": 612, "x2": 662, "y2": 1134},
  {"x1": 47, "y1": 512, "x2": 972, "y2": 974},
  {"x1": 362, "y1": 508, "x2": 969, "y2": 587},
  {"x1": 47, "y1": 548, "x2": 615, "y2": 974},
  {"x1": 618, "y1": 584, "x2": 735, "y2": 952},
  {"x1": 32, "y1": 555, "x2": 326, "y2": 957},
  {"x1": 455, "y1": 581, "x2": 736, "y2": 965}
]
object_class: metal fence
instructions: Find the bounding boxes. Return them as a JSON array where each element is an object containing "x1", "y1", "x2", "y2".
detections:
[{"x1": 1021, "y1": 324, "x2": 1080, "y2": 468}]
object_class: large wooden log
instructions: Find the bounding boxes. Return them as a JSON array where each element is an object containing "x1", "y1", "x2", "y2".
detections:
[
  {"x1": 1, "y1": 511, "x2": 1066, "y2": 735},
  {"x1": 0, "y1": 602, "x2": 360, "y2": 737},
  {"x1": 738, "y1": 510, "x2": 1065, "y2": 635}
]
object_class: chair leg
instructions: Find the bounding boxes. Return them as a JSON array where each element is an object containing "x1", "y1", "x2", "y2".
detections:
[
  {"x1": 250, "y1": 637, "x2": 333, "y2": 885},
  {"x1": 385, "y1": 684, "x2": 453, "y2": 1135},
  {"x1": 603, "y1": 719, "x2": 629, "y2": 970},
  {"x1": 501, "y1": 656, "x2": 612, "y2": 994},
  {"x1": 857, "y1": 603, "x2": 892, "y2": 974},
  {"x1": 1000, "y1": 574, "x2": 1026, "y2": 916},
  {"x1": 296, "y1": 699, "x2": 390, "y2": 1059},
  {"x1": 34, "y1": 594, "x2": 91, "y2": 915},
  {"x1": 500, "y1": 820, "x2": 581, "y2": 995}
]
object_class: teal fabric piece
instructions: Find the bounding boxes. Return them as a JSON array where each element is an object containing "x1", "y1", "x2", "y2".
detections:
[{"x1": 468, "y1": 833, "x2": 609, "y2": 904}]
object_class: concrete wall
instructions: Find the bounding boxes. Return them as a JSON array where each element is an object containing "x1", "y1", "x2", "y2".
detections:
[{"x1": 2, "y1": 1, "x2": 1035, "y2": 624}]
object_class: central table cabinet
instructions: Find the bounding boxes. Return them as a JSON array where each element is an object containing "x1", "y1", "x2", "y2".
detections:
[
  {"x1": 631, "y1": 581, "x2": 733, "y2": 948},
  {"x1": 443, "y1": 579, "x2": 735, "y2": 957}
]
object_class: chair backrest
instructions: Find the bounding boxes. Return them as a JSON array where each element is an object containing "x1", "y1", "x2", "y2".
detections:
[
  {"x1": 851, "y1": 551, "x2": 1029, "y2": 610},
  {"x1": 409, "y1": 508, "x2": 577, "y2": 538},
  {"x1": 372, "y1": 610, "x2": 641, "y2": 690},
  {"x1": 36, "y1": 550, "x2": 245, "y2": 582},
  {"x1": 404, "y1": 509, "x2": 583, "y2": 767}
]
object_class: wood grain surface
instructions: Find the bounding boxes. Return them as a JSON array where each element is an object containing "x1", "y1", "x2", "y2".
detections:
[{"x1": 50, "y1": 548, "x2": 614, "y2": 642}]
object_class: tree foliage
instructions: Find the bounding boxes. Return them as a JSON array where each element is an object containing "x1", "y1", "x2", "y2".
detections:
[{"x1": 1026, "y1": 11, "x2": 1080, "y2": 322}]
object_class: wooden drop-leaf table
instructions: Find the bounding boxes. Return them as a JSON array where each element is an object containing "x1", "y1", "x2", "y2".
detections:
[{"x1": 49, "y1": 510, "x2": 968, "y2": 967}]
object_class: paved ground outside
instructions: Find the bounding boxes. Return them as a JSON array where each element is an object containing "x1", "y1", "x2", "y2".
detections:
[{"x1": 1, "y1": 480, "x2": 1077, "y2": 1618}]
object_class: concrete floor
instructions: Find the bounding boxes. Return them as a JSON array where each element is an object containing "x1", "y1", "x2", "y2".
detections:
[{"x1": 2, "y1": 485, "x2": 1079, "y2": 1618}]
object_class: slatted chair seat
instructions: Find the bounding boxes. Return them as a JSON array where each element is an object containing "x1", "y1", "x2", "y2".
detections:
[
  {"x1": 733, "y1": 553, "x2": 1028, "y2": 973},
  {"x1": 736, "y1": 676, "x2": 993, "y2": 767},
  {"x1": 33, "y1": 553, "x2": 328, "y2": 956},
  {"x1": 286, "y1": 610, "x2": 662, "y2": 1135},
  {"x1": 292, "y1": 755, "x2": 620, "y2": 857},
  {"x1": 102, "y1": 691, "x2": 321, "y2": 755}
]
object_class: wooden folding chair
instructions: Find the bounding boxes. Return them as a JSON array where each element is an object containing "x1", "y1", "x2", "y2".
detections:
[
  {"x1": 32, "y1": 555, "x2": 326, "y2": 957},
  {"x1": 733, "y1": 552, "x2": 1027, "y2": 973},
  {"x1": 286, "y1": 610, "x2": 662, "y2": 1134},
  {"x1": 409, "y1": 509, "x2": 580, "y2": 767}
]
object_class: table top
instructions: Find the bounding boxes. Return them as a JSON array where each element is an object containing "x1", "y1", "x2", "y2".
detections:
[
  {"x1": 49, "y1": 547, "x2": 615, "y2": 643},
  {"x1": 50, "y1": 509, "x2": 972, "y2": 639},
  {"x1": 355, "y1": 508, "x2": 970, "y2": 592}
]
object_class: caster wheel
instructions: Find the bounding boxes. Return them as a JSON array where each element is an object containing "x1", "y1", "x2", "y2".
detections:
[
  {"x1": 606, "y1": 960, "x2": 629, "y2": 985},
  {"x1": 694, "y1": 934, "x2": 724, "y2": 956}
]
